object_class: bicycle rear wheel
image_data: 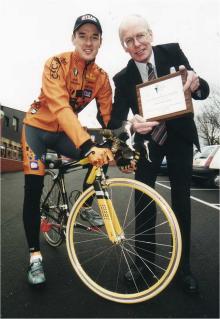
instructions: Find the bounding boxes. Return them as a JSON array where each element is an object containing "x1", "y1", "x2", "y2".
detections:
[
  {"x1": 66, "y1": 178, "x2": 181, "y2": 303},
  {"x1": 40, "y1": 170, "x2": 65, "y2": 247}
]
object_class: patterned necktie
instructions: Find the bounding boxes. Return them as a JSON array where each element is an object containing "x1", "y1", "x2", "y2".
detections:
[{"x1": 147, "y1": 63, "x2": 167, "y2": 146}]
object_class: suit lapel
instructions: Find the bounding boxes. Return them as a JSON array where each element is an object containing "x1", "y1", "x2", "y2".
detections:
[
  {"x1": 126, "y1": 59, "x2": 143, "y2": 85},
  {"x1": 153, "y1": 46, "x2": 170, "y2": 77}
]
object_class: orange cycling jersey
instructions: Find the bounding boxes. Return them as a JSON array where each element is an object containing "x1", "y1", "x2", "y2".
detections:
[{"x1": 24, "y1": 51, "x2": 112, "y2": 150}]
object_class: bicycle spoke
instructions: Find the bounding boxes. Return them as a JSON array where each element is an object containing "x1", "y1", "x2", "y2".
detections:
[
  {"x1": 126, "y1": 241, "x2": 171, "y2": 260},
  {"x1": 128, "y1": 220, "x2": 169, "y2": 240},
  {"x1": 121, "y1": 246, "x2": 139, "y2": 292},
  {"x1": 122, "y1": 199, "x2": 155, "y2": 232},
  {"x1": 122, "y1": 186, "x2": 134, "y2": 229},
  {"x1": 94, "y1": 247, "x2": 114, "y2": 281},
  {"x1": 79, "y1": 243, "x2": 115, "y2": 266},
  {"x1": 114, "y1": 246, "x2": 124, "y2": 293},
  {"x1": 74, "y1": 236, "x2": 109, "y2": 244},
  {"x1": 124, "y1": 242, "x2": 159, "y2": 281},
  {"x1": 124, "y1": 242, "x2": 166, "y2": 274}
]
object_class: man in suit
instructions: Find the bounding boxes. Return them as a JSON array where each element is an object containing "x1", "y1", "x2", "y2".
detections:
[{"x1": 108, "y1": 14, "x2": 209, "y2": 293}]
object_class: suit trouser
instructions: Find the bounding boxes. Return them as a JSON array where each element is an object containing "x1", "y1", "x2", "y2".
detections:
[{"x1": 135, "y1": 135, "x2": 193, "y2": 273}]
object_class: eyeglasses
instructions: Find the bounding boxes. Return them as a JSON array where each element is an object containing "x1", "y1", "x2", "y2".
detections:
[{"x1": 123, "y1": 32, "x2": 150, "y2": 48}]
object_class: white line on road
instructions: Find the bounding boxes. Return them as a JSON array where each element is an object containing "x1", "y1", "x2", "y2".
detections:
[
  {"x1": 190, "y1": 189, "x2": 218, "y2": 191},
  {"x1": 157, "y1": 181, "x2": 218, "y2": 191},
  {"x1": 157, "y1": 180, "x2": 170, "y2": 183},
  {"x1": 156, "y1": 182, "x2": 220, "y2": 211}
]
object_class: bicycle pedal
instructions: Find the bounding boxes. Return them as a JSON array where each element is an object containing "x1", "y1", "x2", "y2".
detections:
[{"x1": 89, "y1": 226, "x2": 102, "y2": 232}]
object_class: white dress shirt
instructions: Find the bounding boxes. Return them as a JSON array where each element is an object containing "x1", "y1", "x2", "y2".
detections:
[{"x1": 134, "y1": 53, "x2": 157, "y2": 82}]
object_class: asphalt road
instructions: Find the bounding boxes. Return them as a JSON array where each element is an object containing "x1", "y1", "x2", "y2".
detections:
[{"x1": 1, "y1": 168, "x2": 219, "y2": 318}]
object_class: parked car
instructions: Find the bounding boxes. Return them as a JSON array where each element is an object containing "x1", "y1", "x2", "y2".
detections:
[{"x1": 192, "y1": 145, "x2": 220, "y2": 187}]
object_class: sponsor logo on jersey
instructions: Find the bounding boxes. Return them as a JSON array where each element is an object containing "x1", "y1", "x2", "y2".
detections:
[
  {"x1": 83, "y1": 89, "x2": 92, "y2": 98},
  {"x1": 49, "y1": 57, "x2": 61, "y2": 80},
  {"x1": 30, "y1": 161, "x2": 39, "y2": 170},
  {"x1": 85, "y1": 73, "x2": 96, "y2": 81}
]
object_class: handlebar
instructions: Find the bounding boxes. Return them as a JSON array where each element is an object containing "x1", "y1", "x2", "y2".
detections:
[
  {"x1": 87, "y1": 121, "x2": 139, "y2": 167},
  {"x1": 88, "y1": 121, "x2": 133, "y2": 142},
  {"x1": 45, "y1": 122, "x2": 139, "y2": 170}
]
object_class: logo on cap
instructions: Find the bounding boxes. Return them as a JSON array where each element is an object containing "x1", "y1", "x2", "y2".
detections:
[{"x1": 81, "y1": 14, "x2": 97, "y2": 22}]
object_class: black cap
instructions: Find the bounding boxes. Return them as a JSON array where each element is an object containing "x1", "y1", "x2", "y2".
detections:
[{"x1": 73, "y1": 14, "x2": 102, "y2": 35}]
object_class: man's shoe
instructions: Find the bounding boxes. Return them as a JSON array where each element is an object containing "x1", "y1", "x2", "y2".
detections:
[
  {"x1": 125, "y1": 264, "x2": 155, "y2": 283},
  {"x1": 28, "y1": 258, "x2": 46, "y2": 285},
  {"x1": 125, "y1": 265, "x2": 144, "y2": 282},
  {"x1": 179, "y1": 271, "x2": 199, "y2": 294},
  {"x1": 80, "y1": 207, "x2": 104, "y2": 227}
]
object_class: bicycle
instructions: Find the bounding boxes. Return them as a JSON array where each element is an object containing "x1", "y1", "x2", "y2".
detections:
[{"x1": 40, "y1": 125, "x2": 182, "y2": 304}]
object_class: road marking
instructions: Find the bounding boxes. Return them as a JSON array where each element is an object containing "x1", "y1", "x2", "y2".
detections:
[
  {"x1": 157, "y1": 180, "x2": 170, "y2": 183},
  {"x1": 156, "y1": 182, "x2": 220, "y2": 211},
  {"x1": 158, "y1": 181, "x2": 218, "y2": 191},
  {"x1": 190, "y1": 188, "x2": 218, "y2": 191}
]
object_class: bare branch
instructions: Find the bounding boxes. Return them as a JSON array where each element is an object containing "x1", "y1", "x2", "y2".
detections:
[{"x1": 195, "y1": 85, "x2": 220, "y2": 145}]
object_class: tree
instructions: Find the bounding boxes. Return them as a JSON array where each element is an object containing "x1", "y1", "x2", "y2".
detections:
[{"x1": 195, "y1": 86, "x2": 220, "y2": 145}]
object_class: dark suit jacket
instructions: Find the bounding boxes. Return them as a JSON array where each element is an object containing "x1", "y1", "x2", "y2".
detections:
[{"x1": 108, "y1": 43, "x2": 209, "y2": 150}]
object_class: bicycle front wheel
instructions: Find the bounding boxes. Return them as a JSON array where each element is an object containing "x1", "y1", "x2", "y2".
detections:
[{"x1": 66, "y1": 178, "x2": 181, "y2": 304}]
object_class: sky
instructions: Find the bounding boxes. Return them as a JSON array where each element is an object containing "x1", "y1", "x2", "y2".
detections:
[{"x1": 0, "y1": 0, "x2": 219, "y2": 127}]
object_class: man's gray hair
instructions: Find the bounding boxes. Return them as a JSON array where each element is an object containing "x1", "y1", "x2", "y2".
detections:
[{"x1": 119, "y1": 14, "x2": 151, "y2": 45}]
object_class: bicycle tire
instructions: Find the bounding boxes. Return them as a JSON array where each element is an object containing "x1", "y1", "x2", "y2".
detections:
[
  {"x1": 40, "y1": 170, "x2": 65, "y2": 247},
  {"x1": 66, "y1": 178, "x2": 182, "y2": 304}
]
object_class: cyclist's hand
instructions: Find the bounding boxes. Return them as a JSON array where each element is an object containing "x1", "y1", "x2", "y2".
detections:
[
  {"x1": 118, "y1": 159, "x2": 137, "y2": 174},
  {"x1": 88, "y1": 147, "x2": 113, "y2": 167}
]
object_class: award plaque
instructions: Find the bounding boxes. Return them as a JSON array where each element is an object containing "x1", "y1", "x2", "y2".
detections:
[{"x1": 136, "y1": 68, "x2": 193, "y2": 121}]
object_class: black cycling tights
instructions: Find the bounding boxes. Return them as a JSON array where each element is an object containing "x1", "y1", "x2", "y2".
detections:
[{"x1": 23, "y1": 174, "x2": 44, "y2": 253}]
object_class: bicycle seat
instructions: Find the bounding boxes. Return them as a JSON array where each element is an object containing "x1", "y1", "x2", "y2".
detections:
[
  {"x1": 44, "y1": 152, "x2": 71, "y2": 169},
  {"x1": 45, "y1": 159, "x2": 64, "y2": 169}
]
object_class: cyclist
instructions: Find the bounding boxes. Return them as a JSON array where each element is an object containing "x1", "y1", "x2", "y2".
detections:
[{"x1": 21, "y1": 14, "x2": 113, "y2": 285}]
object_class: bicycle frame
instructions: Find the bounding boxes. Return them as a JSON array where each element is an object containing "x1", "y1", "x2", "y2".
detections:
[
  {"x1": 40, "y1": 173, "x2": 69, "y2": 233},
  {"x1": 42, "y1": 156, "x2": 124, "y2": 243},
  {"x1": 41, "y1": 158, "x2": 88, "y2": 233}
]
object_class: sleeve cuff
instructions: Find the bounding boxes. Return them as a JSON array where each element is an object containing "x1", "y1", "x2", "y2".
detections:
[
  {"x1": 193, "y1": 88, "x2": 202, "y2": 99},
  {"x1": 80, "y1": 139, "x2": 95, "y2": 157}
]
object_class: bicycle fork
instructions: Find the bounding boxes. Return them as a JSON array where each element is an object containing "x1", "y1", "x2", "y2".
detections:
[{"x1": 93, "y1": 169, "x2": 125, "y2": 244}]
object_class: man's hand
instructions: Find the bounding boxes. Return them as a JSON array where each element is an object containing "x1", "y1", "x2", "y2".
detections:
[
  {"x1": 131, "y1": 114, "x2": 159, "y2": 134},
  {"x1": 179, "y1": 65, "x2": 200, "y2": 93},
  {"x1": 88, "y1": 146, "x2": 113, "y2": 167}
]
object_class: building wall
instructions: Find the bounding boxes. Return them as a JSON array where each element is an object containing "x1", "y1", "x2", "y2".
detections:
[
  {"x1": 1, "y1": 105, "x2": 25, "y2": 168},
  {"x1": 0, "y1": 105, "x2": 113, "y2": 171},
  {"x1": 1, "y1": 157, "x2": 23, "y2": 173},
  {"x1": 1, "y1": 105, "x2": 24, "y2": 142}
]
